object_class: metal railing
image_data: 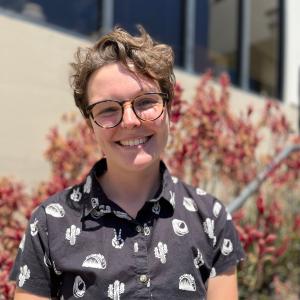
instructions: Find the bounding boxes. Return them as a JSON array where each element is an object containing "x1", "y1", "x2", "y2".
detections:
[{"x1": 227, "y1": 144, "x2": 300, "y2": 213}]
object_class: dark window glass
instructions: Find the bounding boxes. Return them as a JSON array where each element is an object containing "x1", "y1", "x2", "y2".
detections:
[
  {"x1": 114, "y1": 0, "x2": 184, "y2": 66},
  {"x1": 0, "y1": 0, "x2": 100, "y2": 36},
  {"x1": 0, "y1": 0, "x2": 26, "y2": 12},
  {"x1": 195, "y1": 0, "x2": 239, "y2": 84},
  {"x1": 249, "y1": 0, "x2": 280, "y2": 97}
]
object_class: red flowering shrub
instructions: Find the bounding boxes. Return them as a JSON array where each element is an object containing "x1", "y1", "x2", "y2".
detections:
[
  {"x1": 166, "y1": 72, "x2": 298, "y2": 199},
  {"x1": 0, "y1": 72, "x2": 299, "y2": 299},
  {"x1": 44, "y1": 113, "x2": 100, "y2": 183},
  {"x1": 165, "y1": 72, "x2": 300, "y2": 298},
  {"x1": 234, "y1": 195, "x2": 300, "y2": 299},
  {"x1": 165, "y1": 73, "x2": 300, "y2": 298},
  {"x1": 0, "y1": 178, "x2": 32, "y2": 299}
]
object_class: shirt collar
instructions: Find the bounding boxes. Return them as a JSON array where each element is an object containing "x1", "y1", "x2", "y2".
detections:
[{"x1": 67, "y1": 158, "x2": 176, "y2": 220}]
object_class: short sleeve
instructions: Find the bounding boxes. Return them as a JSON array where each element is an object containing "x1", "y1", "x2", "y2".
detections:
[
  {"x1": 209, "y1": 199, "x2": 245, "y2": 277},
  {"x1": 9, "y1": 206, "x2": 60, "y2": 297}
]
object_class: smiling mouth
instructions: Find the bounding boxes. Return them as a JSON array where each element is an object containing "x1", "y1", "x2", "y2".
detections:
[{"x1": 116, "y1": 135, "x2": 152, "y2": 147}]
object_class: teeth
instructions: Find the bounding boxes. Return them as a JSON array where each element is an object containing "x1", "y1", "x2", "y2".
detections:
[{"x1": 119, "y1": 137, "x2": 148, "y2": 146}]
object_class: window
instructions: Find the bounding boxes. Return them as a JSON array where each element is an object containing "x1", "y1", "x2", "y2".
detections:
[
  {"x1": 0, "y1": 0, "x2": 100, "y2": 36},
  {"x1": 114, "y1": 0, "x2": 184, "y2": 66},
  {"x1": 194, "y1": 0, "x2": 239, "y2": 84},
  {"x1": 249, "y1": 0, "x2": 281, "y2": 98}
]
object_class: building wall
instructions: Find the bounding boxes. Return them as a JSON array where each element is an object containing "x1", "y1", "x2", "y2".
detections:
[
  {"x1": 0, "y1": 12, "x2": 298, "y2": 187},
  {"x1": 0, "y1": 12, "x2": 89, "y2": 187},
  {"x1": 283, "y1": 0, "x2": 300, "y2": 106}
]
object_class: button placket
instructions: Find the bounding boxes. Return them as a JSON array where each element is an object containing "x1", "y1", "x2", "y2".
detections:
[{"x1": 133, "y1": 221, "x2": 150, "y2": 295}]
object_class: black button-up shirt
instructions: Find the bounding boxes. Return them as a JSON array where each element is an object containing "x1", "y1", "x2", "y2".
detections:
[{"x1": 10, "y1": 159, "x2": 245, "y2": 299}]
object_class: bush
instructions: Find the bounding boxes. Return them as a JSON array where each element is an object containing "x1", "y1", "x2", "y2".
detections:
[
  {"x1": 165, "y1": 72, "x2": 300, "y2": 298},
  {"x1": 0, "y1": 178, "x2": 31, "y2": 299},
  {"x1": 235, "y1": 195, "x2": 300, "y2": 299},
  {"x1": 0, "y1": 72, "x2": 299, "y2": 299}
]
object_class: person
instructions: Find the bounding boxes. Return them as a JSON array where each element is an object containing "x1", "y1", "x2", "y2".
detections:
[{"x1": 10, "y1": 26, "x2": 245, "y2": 299}]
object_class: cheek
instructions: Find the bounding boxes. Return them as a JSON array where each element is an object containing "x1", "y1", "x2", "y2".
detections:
[
  {"x1": 153, "y1": 113, "x2": 170, "y2": 142},
  {"x1": 92, "y1": 127, "x2": 114, "y2": 148},
  {"x1": 153, "y1": 110, "x2": 170, "y2": 127},
  {"x1": 162, "y1": 114, "x2": 170, "y2": 147}
]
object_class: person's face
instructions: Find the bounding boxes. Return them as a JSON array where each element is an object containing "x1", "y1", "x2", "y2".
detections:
[{"x1": 86, "y1": 62, "x2": 170, "y2": 173}]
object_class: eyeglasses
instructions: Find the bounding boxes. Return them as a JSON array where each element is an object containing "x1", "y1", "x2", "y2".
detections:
[{"x1": 86, "y1": 92, "x2": 168, "y2": 128}]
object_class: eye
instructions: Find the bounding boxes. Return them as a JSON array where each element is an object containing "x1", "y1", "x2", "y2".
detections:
[
  {"x1": 135, "y1": 97, "x2": 161, "y2": 110},
  {"x1": 98, "y1": 107, "x2": 119, "y2": 115},
  {"x1": 92, "y1": 101, "x2": 121, "y2": 117}
]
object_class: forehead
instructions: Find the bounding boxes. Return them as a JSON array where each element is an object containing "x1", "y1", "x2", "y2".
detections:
[{"x1": 87, "y1": 63, "x2": 159, "y2": 104}]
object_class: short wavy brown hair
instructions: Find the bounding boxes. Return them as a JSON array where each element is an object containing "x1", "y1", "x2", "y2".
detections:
[{"x1": 70, "y1": 25, "x2": 175, "y2": 118}]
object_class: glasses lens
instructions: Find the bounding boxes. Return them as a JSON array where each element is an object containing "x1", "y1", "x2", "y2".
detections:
[
  {"x1": 134, "y1": 94, "x2": 164, "y2": 121},
  {"x1": 91, "y1": 101, "x2": 122, "y2": 128}
]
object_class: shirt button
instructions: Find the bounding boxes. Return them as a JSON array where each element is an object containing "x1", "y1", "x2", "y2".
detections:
[
  {"x1": 139, "y1": 274, "x2": 148, "y2": 283},
  {"x1": 143, "y1": 225, "x2": 150, "y2": 236},
  {"x1": 136, "y1": 225, "x2": 142, "y2": 233}
]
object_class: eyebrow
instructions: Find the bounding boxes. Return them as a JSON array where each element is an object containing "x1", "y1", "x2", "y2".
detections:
[{"x1": 97, "y1": 91, "x2": 161, "y2": 102}]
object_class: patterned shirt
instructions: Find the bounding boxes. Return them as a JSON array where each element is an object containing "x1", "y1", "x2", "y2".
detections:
[{"x1": 10, "y1": 159, "x2": 245, "y2": 299}]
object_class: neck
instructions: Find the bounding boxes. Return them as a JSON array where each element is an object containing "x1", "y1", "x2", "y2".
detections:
[{"x1": 98, "y1": 160, "x2": 161, "y2": 217}]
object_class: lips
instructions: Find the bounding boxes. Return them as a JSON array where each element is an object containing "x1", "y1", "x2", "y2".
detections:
[{"x1": 117, "y1": 135, "x2": 152, "y2": 147}]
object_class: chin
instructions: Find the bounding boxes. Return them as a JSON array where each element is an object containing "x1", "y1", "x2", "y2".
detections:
[{"x1": 123, "y1": 153, "x2": 160, "y2": 172}]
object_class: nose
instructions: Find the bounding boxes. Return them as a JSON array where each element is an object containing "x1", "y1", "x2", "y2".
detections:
[{"x1": 121, "y1": 103, "x2": 141, "y2": 129}]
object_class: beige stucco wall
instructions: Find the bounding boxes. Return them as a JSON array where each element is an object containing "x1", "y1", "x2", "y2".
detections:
[
  {"x1": 176, "y1": 67, "x2": 298, "y2": 126},
  {"x1": 0, "y1": 13, "x2": 298, "y2": 188},
  {"x1": 0, "y1": 13, "x2": 89, "y2": 188}
]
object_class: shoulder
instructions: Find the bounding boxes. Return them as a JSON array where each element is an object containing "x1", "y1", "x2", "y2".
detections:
[
  {"x1": 33, "y1": 187, "x2": 69, "y2": 212},
  {"x1": 29, "y1": 187, "x2": 79, "y2": 226},
  {"x1": 171, "y1": 177, "x2": 231, "y2": 222}
]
